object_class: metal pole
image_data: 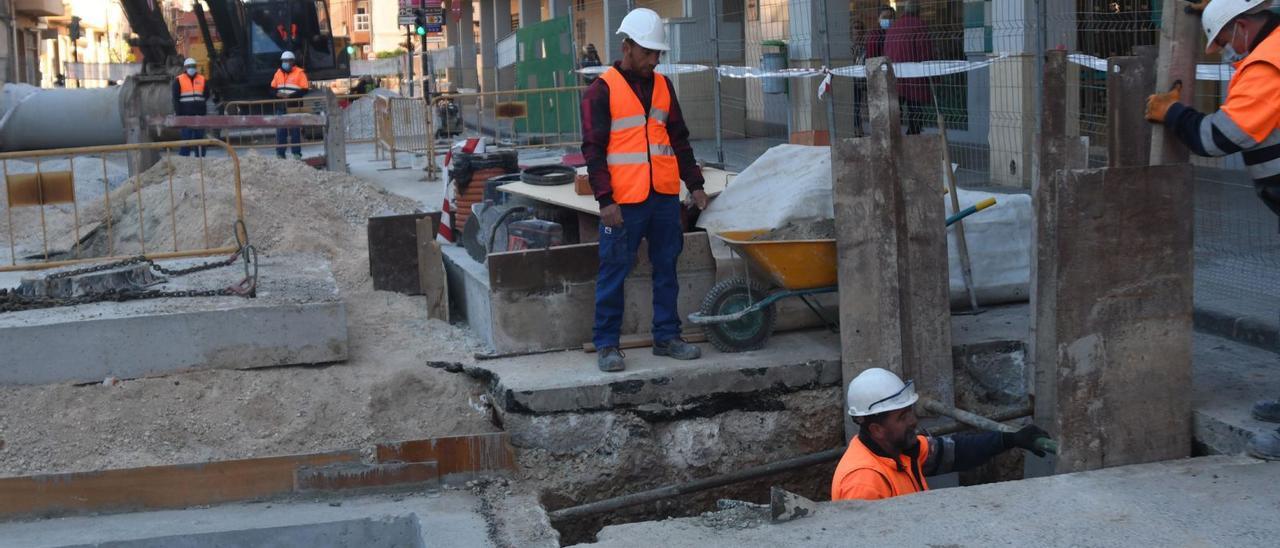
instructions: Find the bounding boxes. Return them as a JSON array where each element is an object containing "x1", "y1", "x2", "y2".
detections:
[
  {"x1": 710, "y1": 0, "x2": 724, "y2": 165},
  {"x1": 406, "y1": 25, "x2": 416, "y2": 97},
  {"x1": 422, "y1": 29, "x2": 440, "y2": 181},
  {"x1": 922, "y1": 398, "x2": 1058, "y2": 454},
  {"x1": 816, "y1": 0, "x2": 835, "y2": 141},
  {"x1": 547, "y1": 405, "x2": 1034, "y2": 522}
]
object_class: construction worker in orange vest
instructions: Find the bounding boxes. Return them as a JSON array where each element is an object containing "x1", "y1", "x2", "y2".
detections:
[
  {"x1": 172, "y1": 58, "x2": 209, "y2": 157},
  {"x1": 271, "y1": 51, "x2": 310, "y2": 160},
  {"x1": 581, "y1": 8, "x2": 709, "y2": 372},
  {"x1": 1146, "y1": 0, "x2": 1280, "y2": 461},
  {"x1": 832, "y1": 368, "x2": 1053, "y2": 501}
]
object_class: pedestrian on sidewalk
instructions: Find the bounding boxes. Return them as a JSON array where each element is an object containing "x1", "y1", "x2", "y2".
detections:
[
  {"x1": 581, "y1": 8, "x2": 709, "y2": 372},
  {"x1": 173, "y1": 58, "x2": 209, "y2": 157},
  {"x1": 884, "y1": 1, "x2": 933, "y2": 135},
  {"x1": 1146, "y1": 0, "x2": 1280, "y2": 460}
]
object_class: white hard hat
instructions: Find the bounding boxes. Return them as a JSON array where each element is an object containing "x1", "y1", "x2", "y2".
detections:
[
  {"x1": 281, "y1": 51, "x2": 296, "y2": 61},
  {"x1": 616, "y1": 8, "x2": 669, "y2": 51},
  {"x1": 183, "y1": 57, "x2": 197, "y2": 67},
  {"x1": 846, "y1": 368, "x2": 918, "y2": 417},
  {"x1": 1202, "y1": 0, "x2": 1274, "y2": 53}
]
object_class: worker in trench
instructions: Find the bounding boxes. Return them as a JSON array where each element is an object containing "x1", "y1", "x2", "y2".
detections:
[
  {"x1": 581, "y1": 8, "x2": 709, "y2": 372},
  {"x1": 173, "y1": 58, "x2": 209, "y2": 157},
  {"x1": 1146, "y1": 0, "x2": 1280, "y2": 460},
  {"x1": 831, "y1": 368, "x2": 1054, "y2": 501},
  {"x1": 271, "y1": 50, "x2": 310, "y2": 160}
]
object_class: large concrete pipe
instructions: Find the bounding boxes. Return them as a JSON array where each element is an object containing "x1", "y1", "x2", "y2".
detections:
[{"x1": 0, "y1": 83, "x2": 127, "y2": 151}]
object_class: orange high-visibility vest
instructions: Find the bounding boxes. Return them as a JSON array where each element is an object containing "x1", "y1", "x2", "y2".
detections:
[
  {"x1": 176, "y1": 73, "x2": 206, "y2": 103},
  {"x1": 271, "y1": 66, "x2": 310, "y2": 97},
  {"x1": 599, "y1": 66, "x2": 680, "y2": 205},
  {"x1": 831, "y1": 435, "x2": 931, "y2": 501}
]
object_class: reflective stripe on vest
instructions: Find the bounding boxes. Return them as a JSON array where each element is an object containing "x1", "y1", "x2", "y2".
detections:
[
  {"x1": 1215, "y1": 30, "x2": 1280, "y2": 183},
  {"x1": 177, "y1": 74, "x2": 206, "y2": 103},
  {"x1": 830, "y1": 435, "x2": 931, "y2": 501},
  {"x1": 271, "y1": 67, "x2": 310, "y2": 94},
  {"x1": 600, "y1": 66, "x2": 680, "y2": 205}
]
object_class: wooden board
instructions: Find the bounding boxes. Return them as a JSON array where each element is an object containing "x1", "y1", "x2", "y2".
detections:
[
  {"x1": 374, "y1": 432, "x2": 517, "y2": 478},
  {"x1": 499, "y1": 166, "x2": 734, "y2": 216},
  {"x1": 583, "y1": 330, "x2": 706, "y2": 353}
]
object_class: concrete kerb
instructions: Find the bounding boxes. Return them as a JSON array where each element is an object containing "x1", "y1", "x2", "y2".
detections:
[{"x1": 1193, "y1": 305, "x2": 1280, "y2": 354}]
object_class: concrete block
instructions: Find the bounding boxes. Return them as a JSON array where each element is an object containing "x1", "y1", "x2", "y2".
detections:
[
  {"x1": 1106, "y1": 47, "x2": 1157, "y2": 168},
  {"x1": 1037, "y1": 164, "x2": 1194, "y2": 473},
  {"x1": 444, "y1": 233, "x2": 716, "y2": 354},
  {"x1": 0, "y1": 254, "x2": 348, "y2": 385}
]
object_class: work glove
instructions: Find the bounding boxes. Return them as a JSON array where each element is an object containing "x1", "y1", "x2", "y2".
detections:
[
  {"x1": 1146, "y1": 81, "x2": 1183, "y2": 124},
  {"x1": 1003, "y1": 424, "x2": 1053, "y2": 458},
  {"x1": 1184, "y1": 0, "x2": 1211, "y2": 15}
]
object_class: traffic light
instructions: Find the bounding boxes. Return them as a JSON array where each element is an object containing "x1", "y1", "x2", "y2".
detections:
[
  {"x1": 414, "y1": 10, "x2": 427, "y2": 36},
  {"x1": 68, "y1": 16, "x2": 82, "y2": 41},
  {"x1": 346, "y1": 45, "x2": 356, "y2": 56}
]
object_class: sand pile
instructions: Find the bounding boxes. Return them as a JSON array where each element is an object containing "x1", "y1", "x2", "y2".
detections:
[
  {"x1": 345, "y1": 88, "x2": 398, "y2": 141},
  {"x1": 64, "y1": 153, "x2": 420, "y2": 290},
  {"x1": 750, "y1": 219, "x2": 835, "y2": 241}
]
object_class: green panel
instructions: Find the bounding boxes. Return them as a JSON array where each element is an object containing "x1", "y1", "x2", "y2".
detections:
[
  {"x1": 513, "y1": 16, "x2": 577, "y2": 136},
  {"x1": 963, "y1": 1, "x2": 986, "y2": 28}
]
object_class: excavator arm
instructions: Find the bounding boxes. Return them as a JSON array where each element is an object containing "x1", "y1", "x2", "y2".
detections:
[{"x1": 119, "y1": 0, "x2": 179, "y2": 73}]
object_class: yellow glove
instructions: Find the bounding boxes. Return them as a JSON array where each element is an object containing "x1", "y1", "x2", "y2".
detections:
[
  {"x1": 1146, "y1": 81, "x2": 1183, "y2": 124},
  {"x1": 1184, "y1": 0, "x2": 1211, "y2": 15}
]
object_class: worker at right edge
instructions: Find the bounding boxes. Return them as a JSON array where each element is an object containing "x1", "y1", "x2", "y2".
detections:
[
  {"x1": 1146, "y1": 0, "x2": 1280, "y2": 461},
  {"x1": 832, "y1": 368, "x2": 1053, "y2": 501},
  {"x1": 271, "y1": 51, "x2": 310, "y2": 160},
  {"x1": 581, "y1": 8, "x2": 709, "y2": 372}
]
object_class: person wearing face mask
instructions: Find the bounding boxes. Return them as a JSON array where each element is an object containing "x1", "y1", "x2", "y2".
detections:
[
  {"x1": 172, "y1": 58, "x2": 209, "y2": 157},
  {"x1": 271, "y1": 51, "x2": 310, "y2": 160},
  {"x1": 831, "y1": 368, "x2": 1052, "y2": 501},
  {"x1": 1147, "y1": 0, "x2": 1280, "y2": 462},
  {"x1": 865, "y1": 5, "x2": 895, "y2": 60}
]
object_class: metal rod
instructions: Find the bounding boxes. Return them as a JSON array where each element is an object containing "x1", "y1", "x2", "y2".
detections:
[
  {"x1": 199, "y1": 154, "x2": 210, "y2": 249},
  {"x1": 923, "y1": 398, "x2": 1057, "y2": 455},
  {"x1": 549, "y1": 406, "x2": 1034, "y2": 522},
  {"x1": 710, "y1": 0, "x2": 724, "y2": 165},
  {"x1": 932, "y1": 80, "x2": 980, "y2": 313},
  {"x1": 35, "y1": 156, "x2": 47, "y2": 260},
  {"x1": 816, "y1": 0, "x2": 837, "y2": 142},
  {"x1": 4, "y1": 159, "x2": 15, "y2": 265},
  {"x1": 101, "y1": 155, "x2": 113, "y2": 256},
  {"x1": 69, "y1": 156, "x2": 80, "y2": 257},
  {"x1": 166, "y1": 148, "x2": 178, "y2": 252}
]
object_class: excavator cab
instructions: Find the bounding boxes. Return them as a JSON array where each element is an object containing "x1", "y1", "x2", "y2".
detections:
[{"x1": 244, "y1": 0, "x2": 348, "y2": 84}]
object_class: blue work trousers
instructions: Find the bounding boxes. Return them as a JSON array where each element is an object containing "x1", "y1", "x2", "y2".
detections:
[
  {"x1": 592, "y1": 193, "x2": 684, "y2": 350},
  {"x1": 178, "y1": 128, "x2": 206, "y2": 157},
  {"x1": 276, "y1": 127, "x2": 302, "y2": 157}
]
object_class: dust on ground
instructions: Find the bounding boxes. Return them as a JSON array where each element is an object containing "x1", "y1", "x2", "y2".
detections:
[
  {"x1": 749, "y1": 219, "x2": 834, "y2": 241},
  {"x1": 0, "y1": 154, "x2": 498, "y2": 477}
]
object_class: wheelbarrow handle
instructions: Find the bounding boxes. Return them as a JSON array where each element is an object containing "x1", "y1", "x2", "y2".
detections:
[{"x1": 945, "y1": 197, "x2": 998, "y2": 227}]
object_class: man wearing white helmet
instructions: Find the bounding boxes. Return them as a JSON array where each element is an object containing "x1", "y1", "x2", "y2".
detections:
[
  {"x1": 831, "y1": 368, "x2": 1052, "y2": 501},
  {"x1": 1146, "y1": 0, "x2": 1280, "y2": 460},
  {"x1": 172, "y1": 58, "x2": 209, "y2": 157},
  {"x1": 271, "y1": 51, "x2": 310, "y2": 160},
  {"x1": 582, "y1": 8, "x2": 709, "y2": 372}
]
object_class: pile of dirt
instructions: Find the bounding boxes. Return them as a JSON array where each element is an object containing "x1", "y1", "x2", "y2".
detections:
[
  {"x1": 749, "y1": 219, "x2": 835, "y2": 241},
  {"x1": 0, "y1": 154, "x2": 500, "y2": 478},
  {"x1": 345, "y1": 88, "x2": 398, "y2": 141},
  {"x1": 65, "y1": 153, "x2": 419, "y2": 290}
]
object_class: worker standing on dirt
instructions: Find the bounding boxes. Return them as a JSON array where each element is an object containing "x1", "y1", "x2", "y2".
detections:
[
  {"x1": 271, "y1": 51, "x2": 310, "y2": 160},
  {"x1": 581, "y1": 8, "x2": 709, "y2": 372},
  {"x1": 831, "y1": 368, "x2": 1053, "y2": 500},
  {"x1": 1146, "y1": 0, "x2": 1280, "y2": 461},
  {"x1": 173, "y1": 58, "x2": 209, "y2": 157}
]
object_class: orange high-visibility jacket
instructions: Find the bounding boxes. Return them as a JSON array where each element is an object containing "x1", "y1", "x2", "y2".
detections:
[
  {"x1": 599, "y1": 66, "x2": 680, "y2": 205},
  {"x1": 271, "y1": 66, "x2": 310, "y2": 97},
  {"x1": 831, "y1": 435, "x2": 931, "y2": 501},
  {"x1": 176, "y1": 73, "x2": 206, "y2": 103}
]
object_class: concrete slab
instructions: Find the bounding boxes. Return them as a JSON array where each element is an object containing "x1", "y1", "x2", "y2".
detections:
[
  {"x1": 0, "y1": 254, "x2": 348, "y2": 385},
  {"x1": 470, "y1": 329, "x2": 843, "y2": 415},
  {"x1": 1193, "y1": 331, "x2": 1280, "y2": 455},
  {"x1": 443, "y1": 233, "x2": 716, "y2": 354},
  {"x1": 0, "y1": 491, "x2": 493, "y2": 548},
  {"x1": 580, "y1": 456, "x2": 1276, "y2": 547}
]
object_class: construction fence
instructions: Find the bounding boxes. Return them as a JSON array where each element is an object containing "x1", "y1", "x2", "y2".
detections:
[{"x1": 331, "y1": 0, "x2": 1276, "y2": 330}]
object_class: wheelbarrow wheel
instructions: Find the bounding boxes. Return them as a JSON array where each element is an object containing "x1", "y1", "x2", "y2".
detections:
[{"x1": 700, "y1": 277, "x2": 776, "y2": 353}]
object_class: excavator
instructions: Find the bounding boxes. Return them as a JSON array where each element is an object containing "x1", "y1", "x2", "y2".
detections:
[
  {"x1": 0, "y1": 0, "x2": 349, "y2": 152},
  {"x1": 122, "y1": 0, "x2": 350, "y2": 102}
]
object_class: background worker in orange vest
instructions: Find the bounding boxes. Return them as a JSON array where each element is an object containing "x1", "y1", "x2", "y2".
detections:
[
  {"x1": 832, "y1": 368, "x2": 1053, "y2": 501},
  {"x1": 581, "y1": 8, "x2": 709, "y2": 372},
  {"x1": 271, "y1": 51, "x2": 310, "y2": 160},
  {"x1": 1147, "y1": 0, "x2": 1280, "y2": 461},
  {"x1": 172, "y1": 58, "x2": 209, "y2": 157}
]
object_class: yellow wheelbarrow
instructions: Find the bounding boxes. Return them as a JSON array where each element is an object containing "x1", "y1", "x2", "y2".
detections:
[{"x1": 690, "y1": 197, "x2": 997, "y2": 352}]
